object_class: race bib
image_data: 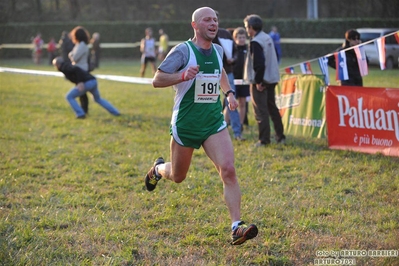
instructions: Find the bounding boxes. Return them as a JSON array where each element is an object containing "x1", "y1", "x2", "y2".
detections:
[{"x1": 194, "y1": 73, "x2": 220, "y2": 103}]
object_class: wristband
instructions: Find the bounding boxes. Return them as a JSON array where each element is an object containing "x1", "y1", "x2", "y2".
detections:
[
  {"x1": 181, "y1": 71, "x2": 185, "y2": 81},
  {"x1": 224, "y1": 90, "x2": 235, "y2": 97}
]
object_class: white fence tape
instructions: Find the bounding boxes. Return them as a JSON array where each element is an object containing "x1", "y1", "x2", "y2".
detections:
[
  {"x1": 0, "y1": 67, "x2": 153, "y2": 84},
  {"x1": 0, "y1": 67, "x2": 251, "y2": 85}
]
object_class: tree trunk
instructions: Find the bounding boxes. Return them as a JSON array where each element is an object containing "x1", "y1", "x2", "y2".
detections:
[
  {"x1": 68, "y1": 0, "x2": 80, "y2": 19},
  {"x1": 36, "y1": 0, "x2": 42, "y2": 15}
]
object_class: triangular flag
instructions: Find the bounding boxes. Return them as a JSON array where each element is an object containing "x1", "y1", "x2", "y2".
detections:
[
  {"x1": 334, "y1": 51, "x2": 349, "y2": 81},
  {"x1": 318, "y1": 56, "x2": 330, "y2": 85},
  {"x1": 300, "y1": 62, "x2": 312, "y2": 74},
  {"x1": 354, "y1": 46, "x2": 368, "y2": 77},
  {"x1": 285, "y1": 67, "x2": 294, "y2": 74},
  {"x1": 375, "y1": 37, "x2": 386, "y2": 70}
]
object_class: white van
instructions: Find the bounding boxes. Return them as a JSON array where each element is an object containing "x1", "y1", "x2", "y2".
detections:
[{"x1": 357, "y1": 28, "x2": 399, "y2": 69}]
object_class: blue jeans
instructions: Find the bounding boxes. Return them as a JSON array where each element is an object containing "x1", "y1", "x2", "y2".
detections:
[
  {"x1": 66, "y1": 79, "x2": 120, "y2": 117},
  {"x1": 226, "y1": 72, "x2": 241, "y2": 137}
]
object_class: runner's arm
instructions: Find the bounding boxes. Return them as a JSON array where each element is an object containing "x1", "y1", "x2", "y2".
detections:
[
  {"x1": 220, "y1": 69, "x2": 238, "y2": 111},
  {"x1": 153, "y1": 65, "x2": 199, "y2": 88}
]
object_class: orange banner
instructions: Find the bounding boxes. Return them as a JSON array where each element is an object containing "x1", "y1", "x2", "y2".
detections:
[{"x1": 326, "y1": 85, "x2": 399, "y2": 156}]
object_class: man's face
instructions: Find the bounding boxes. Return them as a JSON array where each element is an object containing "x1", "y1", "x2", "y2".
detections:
[
  {"x1": 244, "y1": 22, "x2": 255, "y2": 38},
  {"x1": 193, "y1": 9, "x2": 218, "y2": 41}
]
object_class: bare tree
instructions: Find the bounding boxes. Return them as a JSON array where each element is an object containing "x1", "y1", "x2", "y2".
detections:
[
  {"x1": 11, "y1": 0, "x2": 16, "y2": 13},
  {"x1": 35, "y1": 0, "x2": 42, "y2": 15},
  {"x1": 55, "y1": 0, "x2": 60, "y2": 11},
  {"x1": 267, "y1": 0, "x2": 279, "y2": 18},
  {"x1": 68, "y1": 0, "x2": 80, "y2": 19}
]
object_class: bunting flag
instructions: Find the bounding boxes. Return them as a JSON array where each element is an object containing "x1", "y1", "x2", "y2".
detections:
[
  {"x1": 318, "y1": 56, "x2": 330, "y2": 85},
  {"x1": 300, "y1": 62, "x2": 313, "y2": 74},
  {"x1": 375, "y1": 37, "x2": 386, "y2": 70},
  {"x1": 334, "y1": 51, "x2": 349, "y2": 81},
  {"x1": 281, "y1": 31, "x2": 395, "y2": 81},
  {"x1": 394, "y1": 31, "x2": 399, "y2": 44},
  {"x1": 354, "y1": 46, "x2": 368, "y2": 77},
  {"x1": 285, "y1": 67, "x2": 294, "y2": 74}
]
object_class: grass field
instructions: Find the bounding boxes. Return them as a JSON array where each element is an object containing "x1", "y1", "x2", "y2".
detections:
[{"x1": 1, "y1": 58, "x2": 399, "y2": 265}]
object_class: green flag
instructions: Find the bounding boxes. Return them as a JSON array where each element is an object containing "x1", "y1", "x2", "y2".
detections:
[{"x1": 276, "y1": 74, "x2": 326, "y2": 138}]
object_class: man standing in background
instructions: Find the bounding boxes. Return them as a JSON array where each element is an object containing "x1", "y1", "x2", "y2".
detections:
[
  {"x1": 139, "y1": 27, "x2": 157, "y2": 77},
  {"x1": 157, "y1": 29, "x2": 169, "y2": 61},
  {"x1": 59, "y1": 31, "x2": 74, "y2": 63},
  {"x1": 269, "y1": 26, "x2": 282, "y2": 64},
  {"x1": 244, "y1": 14, "x2": 286, "y2": 147}
]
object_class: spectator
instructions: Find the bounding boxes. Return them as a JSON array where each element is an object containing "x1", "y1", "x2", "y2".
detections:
[
  {"x1": 139, "y1": 27, "x2": 157, "y2": 77},
  {"x1": 269, "y1": 26, "x2": 282, "y2": 64},
  {"x1": 69, "y1": 26, "x2": 90, "y2": 71},
  {"x1": 47, "y1": 37, "x2": 57, "y2": 65},
  {"x1": 212, "y1": 10, "x2": 244, "y2": 141},
  {"x1": 232, "y1": 27, "x2": 250, "y2": 130},
  {"x1": 58, "y1": 31, "x2": 74, "y2": 63},
  {"x1": 157, "y1": 29, "x2": 169, "y2": 61},
  {"x1": 244, "y1": 14, "x2": 286, "y2": 147},
  {"x1": 69, "y1": 26, "x2": 91, "y2": 115},
  {"x1": 32, "y1": 33, "x2": 44, "y2": 65},
  {"x1": 90, "y1": 32, "x2": 101, "y2": 69},
  {"x1": 53, "y1": 57, "x2": 120, "y2": 119},
  {"x1": 327, "y1": 29, "x2": 363, "y2": 86}
]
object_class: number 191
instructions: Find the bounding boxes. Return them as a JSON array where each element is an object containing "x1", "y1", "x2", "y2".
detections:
[{"x1": 201, "y1": 82, "x2": 218, "y2": 94}]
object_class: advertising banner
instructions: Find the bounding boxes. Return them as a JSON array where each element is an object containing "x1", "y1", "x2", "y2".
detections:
[
  {"x1": 276, "y1": 74, "x2": 326, "y2": 138},
  {"x1": 326, "y1": 85, "x2": 399, "y2": 156}
]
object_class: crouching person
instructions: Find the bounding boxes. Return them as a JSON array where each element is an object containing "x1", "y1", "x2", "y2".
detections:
[{"x1": 52, "y1": 56, "x2": 120, "y2": 119}]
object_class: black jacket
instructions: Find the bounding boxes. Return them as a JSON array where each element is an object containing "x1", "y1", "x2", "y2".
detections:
[
  {"x1": 58, "y1": 61, "x2": 95, "y2": 85},
  {"x1": 328, "y1": 43, "x2": 362, "y2": 86},
  {"x1": 233, "y1": 44, "x2": 247, "y2": 79}
]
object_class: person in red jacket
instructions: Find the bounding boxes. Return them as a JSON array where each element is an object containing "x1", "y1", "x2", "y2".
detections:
[
  {"x1": 32, "y1": 33, "x2": 44, "y2": 65},
  {"x1": 47, "y1": 37, "x2": 57, "y2": 65}
]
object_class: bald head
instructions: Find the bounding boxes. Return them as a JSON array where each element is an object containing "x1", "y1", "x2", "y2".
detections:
[{"x1": 192, "y1": 7, "x2": 216, "y2": 23}]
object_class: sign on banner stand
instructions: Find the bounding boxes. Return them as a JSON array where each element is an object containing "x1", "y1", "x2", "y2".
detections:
[{"x1": 326, "y1": 85, "x2": 399, "y2": 157}]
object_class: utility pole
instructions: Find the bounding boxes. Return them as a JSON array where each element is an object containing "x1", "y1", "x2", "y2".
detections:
[{"x1": 307, "y1": 0, "x2": 318, "y2": 19}]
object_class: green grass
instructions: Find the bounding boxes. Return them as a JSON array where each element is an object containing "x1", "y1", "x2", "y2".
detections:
[{"x1": 1, "y1": 58, "x2": 399, "y2": 265}]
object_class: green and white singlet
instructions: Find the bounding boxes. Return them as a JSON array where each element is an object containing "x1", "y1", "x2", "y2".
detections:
[{"x1": 170, "y1": 40, "x2": 227, "y2": 149}]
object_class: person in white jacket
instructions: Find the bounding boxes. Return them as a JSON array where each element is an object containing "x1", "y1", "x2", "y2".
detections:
[{"x1": 244, "y1": 14, "x2": 286, "y2": 147}]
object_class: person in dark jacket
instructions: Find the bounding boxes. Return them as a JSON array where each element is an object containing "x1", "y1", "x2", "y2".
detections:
[
  {"x1": 58, "y1": 31, "x2": 74, "y2": 63},
  {"x1": 328, "y1": 29, "x2": 362, "y2": 86},
  {"x1": 90, "y1": 32, "x2": 101, "y2": 69},
  {"x1": 232, "y1": 27, "x2": 250, "y2": 129},
  {"x1": 52, "y1": 57, "x2": 120, "y2": 119},
  {"x1": 212, "y1": 11, "x2": 243, "y2": 141}
]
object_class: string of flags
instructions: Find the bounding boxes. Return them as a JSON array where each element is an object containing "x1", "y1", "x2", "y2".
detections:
[{"x1": 281, "y1": 31, "x2": 399, "y2": 85}]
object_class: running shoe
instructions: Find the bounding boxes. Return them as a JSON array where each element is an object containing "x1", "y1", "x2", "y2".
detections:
[
  {"x1": 231, "y1": 221, "x2": 258, "y2": 245},
  {"x1": 144, "y1": 157, "x2": 164, "y2": 191}
]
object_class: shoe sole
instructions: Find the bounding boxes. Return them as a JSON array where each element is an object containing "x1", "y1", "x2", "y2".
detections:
[
  {"x1": 231, "y1": 224, "x2": 258, "y2": 245},
  {"x1": 145, "y1": 157, "x2": 164, "y2": 191}
]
